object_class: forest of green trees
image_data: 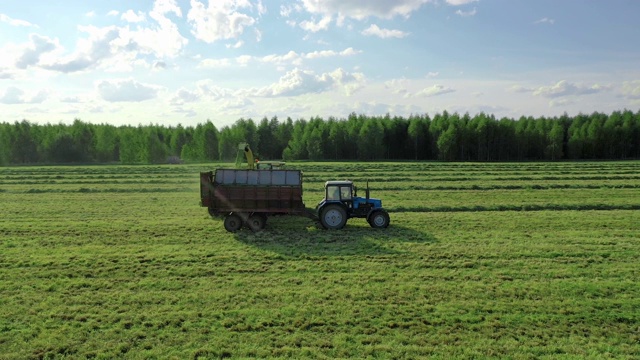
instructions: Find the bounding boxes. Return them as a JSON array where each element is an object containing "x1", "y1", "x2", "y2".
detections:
[{"x1": 1, "y1": 109, "x2": 639, "y2": 165}]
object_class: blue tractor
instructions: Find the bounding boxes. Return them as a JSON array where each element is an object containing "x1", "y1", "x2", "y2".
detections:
[{"x1": 316, "y1": 180, "x2": 390, "y2": 230}]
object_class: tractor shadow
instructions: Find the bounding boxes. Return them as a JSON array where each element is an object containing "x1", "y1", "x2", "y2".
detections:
[{"x1": 233, "y1": 215, "x2": 436, "y2": 258}]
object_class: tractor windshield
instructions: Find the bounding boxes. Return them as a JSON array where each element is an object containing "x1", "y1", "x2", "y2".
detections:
[
  {"x1": 340, "y1": 186, "x2": 352, "y2": 199},
  {"x1": 327, "y1": 186, "x2": 340, "y2": 201}
]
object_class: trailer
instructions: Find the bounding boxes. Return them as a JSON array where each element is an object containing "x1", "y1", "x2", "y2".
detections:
[
  {"x1": 200, "y1": 168, "x2": 316, "y2": 232},
  {"x1": 200, "y1": 168, "x2": 390, "y2": 232}
]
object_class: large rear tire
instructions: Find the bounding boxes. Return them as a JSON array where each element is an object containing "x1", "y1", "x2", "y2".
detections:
[
  {"x1": 368, "y1": 210, "x2": 390, "y2": 229},
  {"x1": 223, "y1": 213, "x2": 243, "y2": 232},
  {"x1": 320, "y1": 204, "x2": 347, "y2": 230},
  {"x1": 246, "y1": 214, "x2": 266, "y2": 232}
]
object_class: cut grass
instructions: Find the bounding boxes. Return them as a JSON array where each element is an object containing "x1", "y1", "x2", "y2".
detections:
[{"x1": 1, "y1": 162, "x2": 639, "y2": 359}]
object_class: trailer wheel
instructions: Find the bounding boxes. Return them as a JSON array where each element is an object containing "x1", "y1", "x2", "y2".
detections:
[
  {"x1": 224, "y1": 214, "x2": 243, "y2": 232},
  {"x1": 246, "y1": 214, "x2": 266, "y2": 232},
  {"x1": 320, "y1": 204, "x2": 347, "y2": 230},
  {"x1": 368, "y1": 210, "x2": 390, "y2": 229}
]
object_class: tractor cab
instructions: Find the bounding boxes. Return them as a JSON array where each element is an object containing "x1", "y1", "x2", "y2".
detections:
[{"x1": 316, "y1": 180, "x2": 389, "y2": 229}]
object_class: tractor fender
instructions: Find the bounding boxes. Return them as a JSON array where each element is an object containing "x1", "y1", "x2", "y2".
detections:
[{"x1": 318, "y1": 201, "x2": 349, "y2": 218}]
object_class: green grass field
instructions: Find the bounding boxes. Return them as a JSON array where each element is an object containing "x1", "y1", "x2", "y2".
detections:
[{"x1": 1, "y1": 162, "x2": 639, "y2": 359}]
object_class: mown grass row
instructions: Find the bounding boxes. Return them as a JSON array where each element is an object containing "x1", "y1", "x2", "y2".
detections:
[
  {"x1": 3, "y1": 182, "x2": 640, "y2": 194},
  {"x1": 392, "y1": 203, "x2": 640, "y2": 212},
  {"x1": 4, "y1": 174, "x2": 640, "y2": 186},
  {"x1": 303, "y1": 174, "x2": 640, "y2": 183},
  {"x1": 1, "y1": 163, "x2": 639, "y2": 359},
  {"x1": 4, "y1": 165, "x2": 640, "y2": 177}
]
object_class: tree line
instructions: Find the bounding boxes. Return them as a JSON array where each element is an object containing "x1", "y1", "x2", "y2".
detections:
[{"x1": 1, "y1": 109, "x2": 639, "y2": 165}]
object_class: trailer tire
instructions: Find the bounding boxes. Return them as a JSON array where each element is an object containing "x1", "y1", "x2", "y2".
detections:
[
  {"x1": 320, "y1": 204, "x2": 347, "y2": 230},
  {"x1": 368, "y1": 210, "x2": 390, "y2": 229},
  {"x1": 224, "y1": 213, "x2": 243, "y2": 232},
  {"x1": 246, "y1": 214, "x2": 266, "y2": 232}
]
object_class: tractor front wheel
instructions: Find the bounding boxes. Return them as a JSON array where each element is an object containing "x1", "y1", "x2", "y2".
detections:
[
  {"x1": 224, "y1": 213, "x2": 243, "y2": 232},
  {"x1": 320, "y1": 204, "x2": 347, "y2": 230},
  {"x1": 368, "y1": 210, "x2": 390, "y2": 229}
]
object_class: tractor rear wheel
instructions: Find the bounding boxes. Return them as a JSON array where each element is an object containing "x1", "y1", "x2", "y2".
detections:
[
  {"x1": 223, "y1": 213, "x2": 243, "y2": 232},
  {"x1": 368, "y1": 210, "x2": 390, "y2": 229},
  {"x1": 320, "y1": 204, "x2": 347, "y2": 230},
  {"x1": 246, "y1": 214, "x2": 266, "y2": 232}
]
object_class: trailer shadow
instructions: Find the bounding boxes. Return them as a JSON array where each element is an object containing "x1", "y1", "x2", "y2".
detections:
[{"x1": 232, "y1": 216, "x2": 436, "y2": 258}]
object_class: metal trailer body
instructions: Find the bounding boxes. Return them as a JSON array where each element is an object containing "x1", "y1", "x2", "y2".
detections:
[{"x1": 200, "y1": 169, "x2": 313, "y2": 232}]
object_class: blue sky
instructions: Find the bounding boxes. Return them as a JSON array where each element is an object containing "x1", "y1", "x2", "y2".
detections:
[{"x1": 1, "y1": 0, "x2": 639, "y2": 127}]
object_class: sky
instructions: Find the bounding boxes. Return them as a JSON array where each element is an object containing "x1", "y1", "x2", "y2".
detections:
[{"x1": 1, "y1": 0, "x2": 640, "y2": 128}]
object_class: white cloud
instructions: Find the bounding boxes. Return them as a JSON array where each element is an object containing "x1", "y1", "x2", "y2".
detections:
[
  {"x1": 534, "y1": 17, "x2": 555, "y2": 25},
  {"x1": 415, "y1": 84, "x2": 456, "y2": 97},
  {"x1": 30, "y1": 90, "x2": 49, "y2": 104},
  {"x1": 427, "y1": 71, "x2": 439, "y2": 78},
  {"x1": 549, "y1": 98, "x2": 576, "y2": 107},
  {"x1": 384, "y1": 78, "x2": 410, "y2": 97},
  {"x1": 199, "y1": 47, "x2": 361, "y2": 68},
  {"x1": 153, "y1": 0, "x2": 183, "y2": 17},
  {"x1": 621, "y1": 81, "x2": 640, "y2": 99},
  {"x1": 304, "y1": 47, "x2": 362, "y2": 59},
  {"x1": 153, "y1": 61, "x2": 167, "y2": 70},
  {"x1": 197, "y1": 80, "x2": 231, "y2": 100},
  {"x1": 226, "y1": 40, "x2": 244, "y2": 49},
  {"x1": 236, "y1": 55, "x2": 252, "y2": 66},
  {"x1": 455, "y1": 8, "x2": 477, "y2": 17},
  {"x1": 0, "y1": 86, "x2": 25, "y2": 104},
  {"x1": 0, "y1": 69, "x2": 14, "y2": 79},
  {"x1": 187, "y1": 0, "x2": 257, "y2": 43},
  {"x1": 254, "y1": 68, "x2": 364, "y2": 97},
  {"x1": 280, "y1": 4, "x2": 302, "y2": 17},
  {"x1": 509, "y1": 84, "x2": 535, "y2": 93},
  {"x1": 89, "y1": 105, "x2": 107, "y2": 113},
  {"x1": 171, "y1": 87, "x2": 201, "y2": 105},
  {"x1": 86, "y1": 11, "x2": 96, "y2": 18},
  {"x1": 15, "y1": 34, "x2": 58, "y2": 69},
  {"x1": 107, "y1": 10, "x2": 119, "y2": 17},
  {"x1": 0, "y1": 86, "x2": 48, "y2": 104},
  {"x1": 300, "y1": 0, "x2": 430, "y2": 20},
  {"x1": 260, "y1": 50, "x2": 301, "y2": 66},
  {"x1": 172, "y1": 107, "x2": 198, "y2": 117},
  {"x1": 122, "y1": 10, "x2": 147, "y2": 23},
  {"x1": 299, "y1": 16, "x2": 332, "y2": 32},
  {"x1": 361, "y1": 24, "x2": 409, "y2": 38},
  {"x1": 96, "y1": 78, "x2": 161, "y2": 102},
  {"x1": 60, "y1": 96, "x2": 82, "y2": 103},
  {"x1": 533, "y1": 80, "x2": 609, "y2": 98},
  {"x1": 121, "y1": 0, "x2": 188, "y2": 58},
  {"x1": 41, "y1": 26, "x2": 120, "y2": 73},
  {"x1": 220, "y1": 97, "x2": 254, "y2": 111},
  {"x1": 446, "y1": 0, "x2": 478, "y2": 5},
  {"x1": 0, "y1": 13, "x2": 36, "y2": 27}
]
